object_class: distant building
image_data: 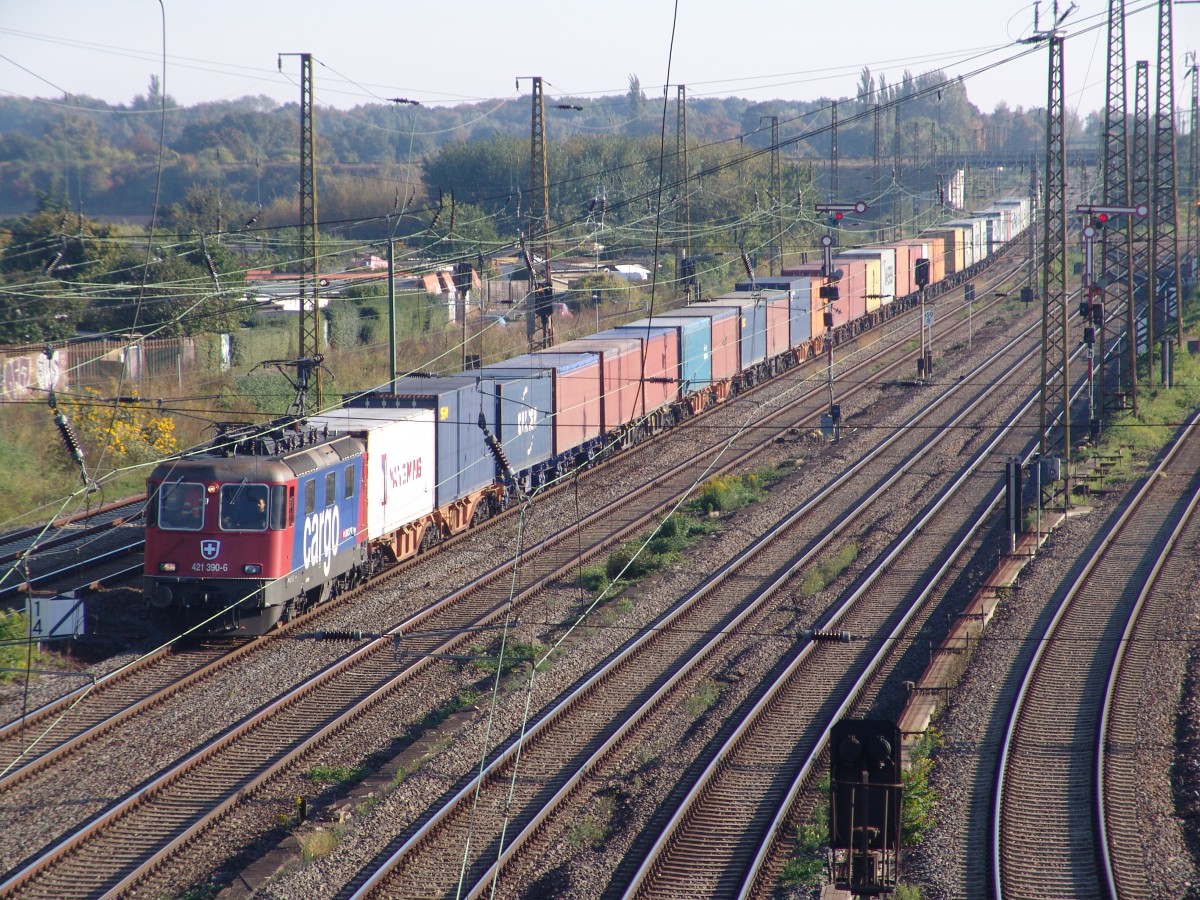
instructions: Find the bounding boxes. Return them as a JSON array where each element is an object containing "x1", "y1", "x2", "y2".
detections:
[
  {"x1": 607, "y1": 264, "x2": 651, "y2": 282},
  {"x1": 351, "y1": 254, "x2": 388, "y2": 270}
]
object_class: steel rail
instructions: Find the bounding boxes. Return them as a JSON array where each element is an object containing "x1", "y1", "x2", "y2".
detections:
[{"x1": 991, "y1": 413, "x2": 1200, "y2": 899}]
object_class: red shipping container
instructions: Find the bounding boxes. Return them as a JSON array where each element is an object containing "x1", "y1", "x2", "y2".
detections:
[
  {"x1": 605, "y1": 325, "x2": 682, "y2": 413},
  {"x1": 759, "y1": 292, "x2": 793, "y2": 359},
  {"x1": 827, "y1": 257, "x2": 867, "y2": 328},
  {"x1": 555, "y1": 337, "x2": 644, "y2": 432}
]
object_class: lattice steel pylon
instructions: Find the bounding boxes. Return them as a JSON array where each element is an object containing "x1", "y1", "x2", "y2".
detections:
[
  {"x1": 1039, "y1": 34, "x2": 1069, "y2": 459},
  {"x1": 768, "y1": 116, "x2": 782, "y2": 276},
  {"x1": 1102, "y1": 0, "x2": 1136, "y2": 415},
  {"x1": 1150, "y1": 0, "x2": 1183, "y2": 357},
  {"x1": 1189, "y1": 59, "x2": 1199, "y2": 280},
  {"x1": 527, "y1": 76, "x2": 553, "y2": 350},
  {"x1": 830, "y1": 100, "x2": 839, "y2": 246},
  {"x1": 281, "y1": 52, "x2": 321, "y2": 412},
  {"x1": 676, "y1": 85, "x2": 691, "y2": 259},
  {"x1": 1131, "y1": 61, "x2": 1153, "y2": 384}
]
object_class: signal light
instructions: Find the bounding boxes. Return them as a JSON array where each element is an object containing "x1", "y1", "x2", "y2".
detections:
[
  {"x1": 914, "y1": 258, "x2": 930, "y2": 288},
  {"x1": 1092, "y1": 212, "x2": 1109, "y2": 229}
]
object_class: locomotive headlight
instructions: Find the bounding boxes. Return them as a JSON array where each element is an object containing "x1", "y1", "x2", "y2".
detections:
[
  {"x1": 158, "y1": 562, "x2": 177, "y2": 573},
  {"x1": 243, "y1": 564, "x2": 263, "y2": 575}
]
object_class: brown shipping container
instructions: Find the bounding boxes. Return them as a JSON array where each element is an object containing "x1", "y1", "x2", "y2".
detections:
[
  {"x1": 760, "y1": 292, "x2": 793, "y2": 359},
  {"x1": 836, "y1": 255, "x2": 881, "y2": 315},
  {"x1": 658, "y1": 305, "x2": 741, "y2": 384},
  {"x1": 554, "y1": 338, "x2": 643, "y2": 433},
  {"x1": 611, "y1": 325, "x2": 681, "y2": 413},
  {"x1": 922, "y1": 229, "x2": 963, "y2": 275},
  {"x1": 828, "y1": 257, "x2": 867, "y2": 328}
]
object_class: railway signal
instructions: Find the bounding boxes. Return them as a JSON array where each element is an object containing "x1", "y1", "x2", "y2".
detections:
[
  {"x1": 1073, "y1": 205, "x2": 1145, "y2": 442},
  {"x1": 816, "y1": 201, "x2": 868, "y2": 227}
]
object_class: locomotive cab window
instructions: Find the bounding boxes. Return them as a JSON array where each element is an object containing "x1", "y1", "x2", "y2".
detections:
[
  {"x1": 325, "y1": 471, "x2": 337, "y2": 507},
  {"x1": 344, "y1": 464, "x2": 355, "y2": 499},
  {"x1": 270, "y1": 485, "x2": 288, "y2": 530},
  {"x1": 220, "y1": 484, "x2": 270, "y2": 531},
  {"x1": 158, "y1": 481, "x2": 206, "y2": 531},
  {"x1": 304, "y1": 479, "x2": 316, "y2": 515}
]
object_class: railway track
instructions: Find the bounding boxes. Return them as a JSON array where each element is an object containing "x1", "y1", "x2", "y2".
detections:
[
  {"x1": 0, "y1": 498, "x2": 146, "y2": 603},
  {"x1": 993, "y1": 411, "x2": 1200, "y2": 899},
  {"x1": 0, "y1": 267, "x2": 983, "y2": 789},
  {"x1": 333, "y1": 305, "x2": 1055, "y2": 897},
  {"x1": 0, "y1": 255, "x2": 1033, "y2": 897}
]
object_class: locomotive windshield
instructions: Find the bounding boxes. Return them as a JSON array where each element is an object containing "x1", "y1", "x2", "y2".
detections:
[
  {"x1": 158, "y1": 482, "x2": 206, "y2": 531},
  {"x1": 220, "y1": 483, "x2": 270, "y2": 531}
]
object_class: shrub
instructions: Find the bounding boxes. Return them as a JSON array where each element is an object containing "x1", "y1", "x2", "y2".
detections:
[
  {"x1": 0, "y1": 612, "x2": 48, "y2": 682},
  {"x1": 59, "y1": 387, "x2": 179, "y2": 464},
  {"x1": 902, "y1": 728, "x2": 943, "y2": 845}
]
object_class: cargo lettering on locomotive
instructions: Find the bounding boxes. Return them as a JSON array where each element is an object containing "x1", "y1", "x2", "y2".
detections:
[{"x1": 303, "y1": 505, "x2": 341, "y2": 577}]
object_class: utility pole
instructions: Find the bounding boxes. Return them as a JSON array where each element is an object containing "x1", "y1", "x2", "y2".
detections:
[
  {"x1": 1101, "y1": 0, "x2": 1135, "y2": 415},
  {"x1": 1078, "y1": 203, "x2": 1148, "y2": 442},
  {"x1": 1023, "y1": 3, "x2": 1074, "y2": 471},
  {"x1": 1150, "y1": 0, "x2": 1183, "y2": 371},
  {"x1": 816, "y1": 201, "x2": 868, "y2": 431},
  {"x1": 1189, "y1": 57, "x2": 1199, "y2": 284},
  {"x1": 280, "y1": 52, "x2": 320, "y2": 412},
  {"x1": 874, "y1": 103, "x2": 883, "y2": 242},
  {"x1": 1132, "y1": 61, "x2": 1153, "y2": 386},
  {"x1": 521, "y1": 76, "x2": 553, "y2": 351},
  {"x1": 676, "y1": 85, "x2": 693, "y2": 297},
  {"x1": 760, "y1": 115, "x2": 782, "y2": 275},
  {"x1": 830, "y1": 101, "x2": 839, "y2": 217},
  {"x1": 517, "y1": 76, "x2": 580, "y2": 351}
]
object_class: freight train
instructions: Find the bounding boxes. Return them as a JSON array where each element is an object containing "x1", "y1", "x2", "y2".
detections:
[{"x1": 143, "y1": 199, "x2": 1030, "y2": 634}]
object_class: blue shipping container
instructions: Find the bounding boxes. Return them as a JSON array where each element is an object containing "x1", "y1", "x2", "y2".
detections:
[
  {"x1": 470, "y1": 371, "x2": 554, "y2": 476},
  {"x1": 348, "y1": 376, "x2": 496, "y2": 510}
]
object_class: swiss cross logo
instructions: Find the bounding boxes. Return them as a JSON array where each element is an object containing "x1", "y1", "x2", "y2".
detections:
[{"x1": 201, "y1": 540, "x2": 221, "y2": 560}]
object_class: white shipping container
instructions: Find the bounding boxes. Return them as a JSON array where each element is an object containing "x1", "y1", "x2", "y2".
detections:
[{"x1": 308, "y1": 407, "x2": 436, "y2": 541}]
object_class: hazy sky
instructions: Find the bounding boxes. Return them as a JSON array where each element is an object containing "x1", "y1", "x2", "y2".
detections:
[{"x1": 0, "y1": 1, "x2": 1182, "y2": 121}]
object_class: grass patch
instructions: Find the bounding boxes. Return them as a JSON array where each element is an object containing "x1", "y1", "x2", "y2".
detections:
[
  {"x1": 305, "y1": 763, "x2": 366, "y2": 787},
  {"x1": 578, "y1": 466, "x2": 791, "y2": 602},
  {"x1": 1099, "y1": 317, "x2": 1200, "y2": 471},
  {"x1": 465, "y1": 638, "x2": 543, "y2": 678},
  {"x1": 176, "y1": 884, "x2": 222, "y2": 900},
  {"x1": 566, "y1": 794, "x2": 616, "y2": 849},
  {"x1": 798, "y1": 543, "x2": 859, "y2": 599},
  {"x1": 684, "y1": 677, "x2": 721, "y2": 717},
  {"x1": 298, "y1": 826, "x2": 341, "y2": 862},
  {"x1": 691, "y1": 471, "x2": 768, "y2": 515}
]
